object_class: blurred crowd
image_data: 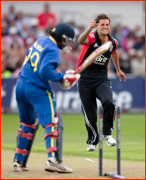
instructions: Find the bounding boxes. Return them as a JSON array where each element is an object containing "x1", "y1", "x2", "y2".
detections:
[{"x1": 1, "y1": 3, "x2": 145, "y2": 79}]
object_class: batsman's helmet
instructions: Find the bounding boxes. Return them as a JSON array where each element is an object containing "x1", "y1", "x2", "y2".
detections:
[{"x1": 50, "y1": 23, "x2": 75, "y2": 49}]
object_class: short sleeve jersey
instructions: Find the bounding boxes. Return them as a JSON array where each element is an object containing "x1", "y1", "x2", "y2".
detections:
[
  {"x1": 19, "y1": 36, "x2": 63, "y2": 93},
  {"x1": 76, "y1": 31, "x2": 118, "y2": 79}
]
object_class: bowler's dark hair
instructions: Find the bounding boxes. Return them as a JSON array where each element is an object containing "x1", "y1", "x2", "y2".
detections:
[{"x1": 96, "y1": 14, "x2": 111, "y2": 24}]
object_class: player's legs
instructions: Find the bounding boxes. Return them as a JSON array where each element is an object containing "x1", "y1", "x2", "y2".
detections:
[
  {"x1": 78, "y1": 79, "x2": 98, "y2": 146},
  {"x1": 27, "y1": 89, "x2": 58, "y2": 159},
  {"x1": 29, "y1": 89, "x2": 72, "y2": 172},
  {"x1": 95, "y1": 81, "x2": 116, "y2": 137},
  {"x1": 14, "y1": 82, "x2": 39, "y2": 171}
]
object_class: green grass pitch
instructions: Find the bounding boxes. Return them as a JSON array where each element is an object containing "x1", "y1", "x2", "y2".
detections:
[{"x1": 1, "y1": 113, "x2": 145, "y2": 162}]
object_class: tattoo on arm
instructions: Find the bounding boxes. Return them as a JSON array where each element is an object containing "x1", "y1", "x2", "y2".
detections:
[{"x1": 77, "y1": 29, "x2": 91, "y2": 44}]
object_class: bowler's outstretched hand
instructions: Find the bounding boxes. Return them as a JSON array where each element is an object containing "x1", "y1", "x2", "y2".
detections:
[
  {"x1": 117, "y1": 70, "x2": 126, "y2": 82},
  {"x1": 88, "y1": 17, "x2": 97, "y2": 31}
]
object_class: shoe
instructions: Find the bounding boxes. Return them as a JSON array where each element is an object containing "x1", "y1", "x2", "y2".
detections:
[
  {"x1": 87, "y1": 144, "x2": 96, "y2": 151},
  {"x1": 45, "y1": 160, "x2": 73, "y2": 173},
  {"x1": 103, "y1": 135, "x2": 116, "y2": 146},
  {"x1": 13, "y1": 161, "x2": 29, "y2": 172}
]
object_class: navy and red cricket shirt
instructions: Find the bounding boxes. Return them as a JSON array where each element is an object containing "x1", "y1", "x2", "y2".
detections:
[{"x1": 76, "y1": 31, "x2": 118, "y2": 79}]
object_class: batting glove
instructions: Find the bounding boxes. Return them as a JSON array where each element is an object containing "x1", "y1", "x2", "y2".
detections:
[
  {"x1": 65, "y1": 70, "x2": 75, "y2": 74},
  {"x1": 60, "y1": 70, "x2": 80, "y2": 90}
]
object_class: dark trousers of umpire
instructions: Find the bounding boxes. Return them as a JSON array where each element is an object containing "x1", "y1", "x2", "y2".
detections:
[{"x1": 78, "y1": 78, "x2": 115, "y2": 145}]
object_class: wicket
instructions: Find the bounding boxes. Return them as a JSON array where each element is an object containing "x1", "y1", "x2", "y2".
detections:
[{"x1": 99, "y1": 106, "x2": 127, "y2": 179}]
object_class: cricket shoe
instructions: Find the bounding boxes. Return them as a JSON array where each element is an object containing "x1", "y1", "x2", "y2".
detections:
[
  {"x1": 87, "y1": 144, "x2": 96, "y2": 151},
  {"x1": 13, "y1": 161, "x2": 29, "y2": 172},
  {"x1": 45, "y1": 160, "x2": 73, "y2": 173},
  {"x1": 103, "y1": 135, "x2": 116, "y2": 147}
]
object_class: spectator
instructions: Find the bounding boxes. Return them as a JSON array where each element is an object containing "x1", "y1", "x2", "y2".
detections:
[
  {"x1": 68, "y1": 21, "x2": 79, "y2": 37},
  {"x1": 121, "y1": 30, "x2": 135, "y2": 51},
  {"x1": 77, "y1": 25, "x2": 85, "y2": 37},
  {"x1": 8, "y1": 5, "x2": 16, "y2": 22},
  {"x1": 133, "y1": 31, "x2": 145, "y2": 50},
  {"x1": 25, "y1": 37, "x2": 35, "y2": 49},
  {"x1": 30, "y1": 18, "x2": 40, "y2": 38},
  {"x1": 131, "y1": 50, "x2": 145, "y2": 77},
  {"x1": 110, "y1": 48, "x2": 131, "y2": 74},
  {"x1": 1, "y1": 21, "x2": 9, "y2": 36},
  {"x1": 1, "y1": 48, "x2": 9, "y2": 64},
  {"x1": 128, "y1": 48, "x2": 137, "y2": 62},
  {"x1": 119, "y1": 50, "x2": 131, "y2": 74},
  {"x1": 24, "y1": 29, "x2": 37, "y2": 48},
  {"x1": 37, "y1": 3, "x2": 57, "y2": 30},
  {"x1": 67, "y1": 21, "x2": 80, "y2": 51},
  {"x1": 20, "y1": 24, "x2": 30, "y2": 39},
  {"x1": 2, "y1": 13, "x2": 10, "y2": 25},
  {"x1": 59, "y1": 51, "x2": 73, "y2": 71},
  {"x1": 1, "y1": 6, "x2": 144, "y2": 79},
  {"x1": 65, "y1": 49, "x2": 79, "y2": 69},
  {"x1": 15, "y1": 11, "x2": 30, "y2": 34},
  {"x1": 121, "y1": 26, "x2": 129, "y2": 38},
  {"x1": 9, "y1": 19, "x2": 17, "y2": 28},
  {"x1": 58, "y1": 59, "x2": 71, "y2": 73},
  {"x1": 1, "y1": 61, "x2": 12, "y2": 79},
  {"x1": 2, "y1": 26, "x2": 25, "y2": 49},
  {"x1": 113, "y1": 26, "x2": 123, "y2": 47},
  {"x1": 6, "y1": 42, "x2": 23, "y2": 72}
]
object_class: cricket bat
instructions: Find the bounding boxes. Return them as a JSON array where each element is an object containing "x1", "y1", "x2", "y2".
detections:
[{"x1": 73, "y1": 41, "x2": 112, "y2": 74}]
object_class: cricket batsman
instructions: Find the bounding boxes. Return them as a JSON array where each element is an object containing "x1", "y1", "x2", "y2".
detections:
[{"x1": 13, "y1": 23, "x2": 80, "y2": 173}]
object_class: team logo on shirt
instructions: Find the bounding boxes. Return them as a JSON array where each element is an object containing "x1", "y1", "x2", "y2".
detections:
[
  {"x1": 93, "y1": 43, "x2": 98, "y2": 48},
  {"x1": 94, "y1": 55, "x2": 108, "y2": 65}
]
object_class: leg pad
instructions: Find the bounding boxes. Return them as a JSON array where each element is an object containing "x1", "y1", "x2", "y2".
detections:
[
  {"x1": 47, "y1": 147, "x2": 57, "y2": 154},
  {"x1": 15, "y1": 148, "x2": 28, "y2": 156},
  {"x1": 17, "y1": 129, "x2": 33, "y2": 140},
  {"x1": 44, "y1": 131, "x2": 58, "y2": 139}
]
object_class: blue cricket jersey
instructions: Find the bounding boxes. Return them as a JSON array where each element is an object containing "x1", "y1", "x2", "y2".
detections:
[{"x1": 19, "y1": 36, "x2": 64, "y2": 93}]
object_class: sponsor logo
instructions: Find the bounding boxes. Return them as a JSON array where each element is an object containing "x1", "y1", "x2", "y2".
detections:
[
  {"x1": 1, "y1": 79, "x2": 145, "y2": 113},
  {"x1": 94, "y1": 55, "x2": 108, "y2": 65},
  {"x1": 1, "y1": 86, "x2": 7, "y2": 99},
  {"x1": 1, "y1": 85, "x2": 134, "y2": 113},
  {"x1": 55, "y1": 90, "x2": 134, "y2": 112}
]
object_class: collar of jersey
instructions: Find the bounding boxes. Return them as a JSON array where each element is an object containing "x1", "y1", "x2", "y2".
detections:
[
  {"x1": 49, "y1": 36, "x2": 57, "y2": 45},
  {"x1": 94, "y1": 31, "x2": 110, "y2": 41}
]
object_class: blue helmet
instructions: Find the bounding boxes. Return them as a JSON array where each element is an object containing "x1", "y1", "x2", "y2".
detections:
[{"x1": 50, "y1": 23, "x2": 75, "y2": 49}]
